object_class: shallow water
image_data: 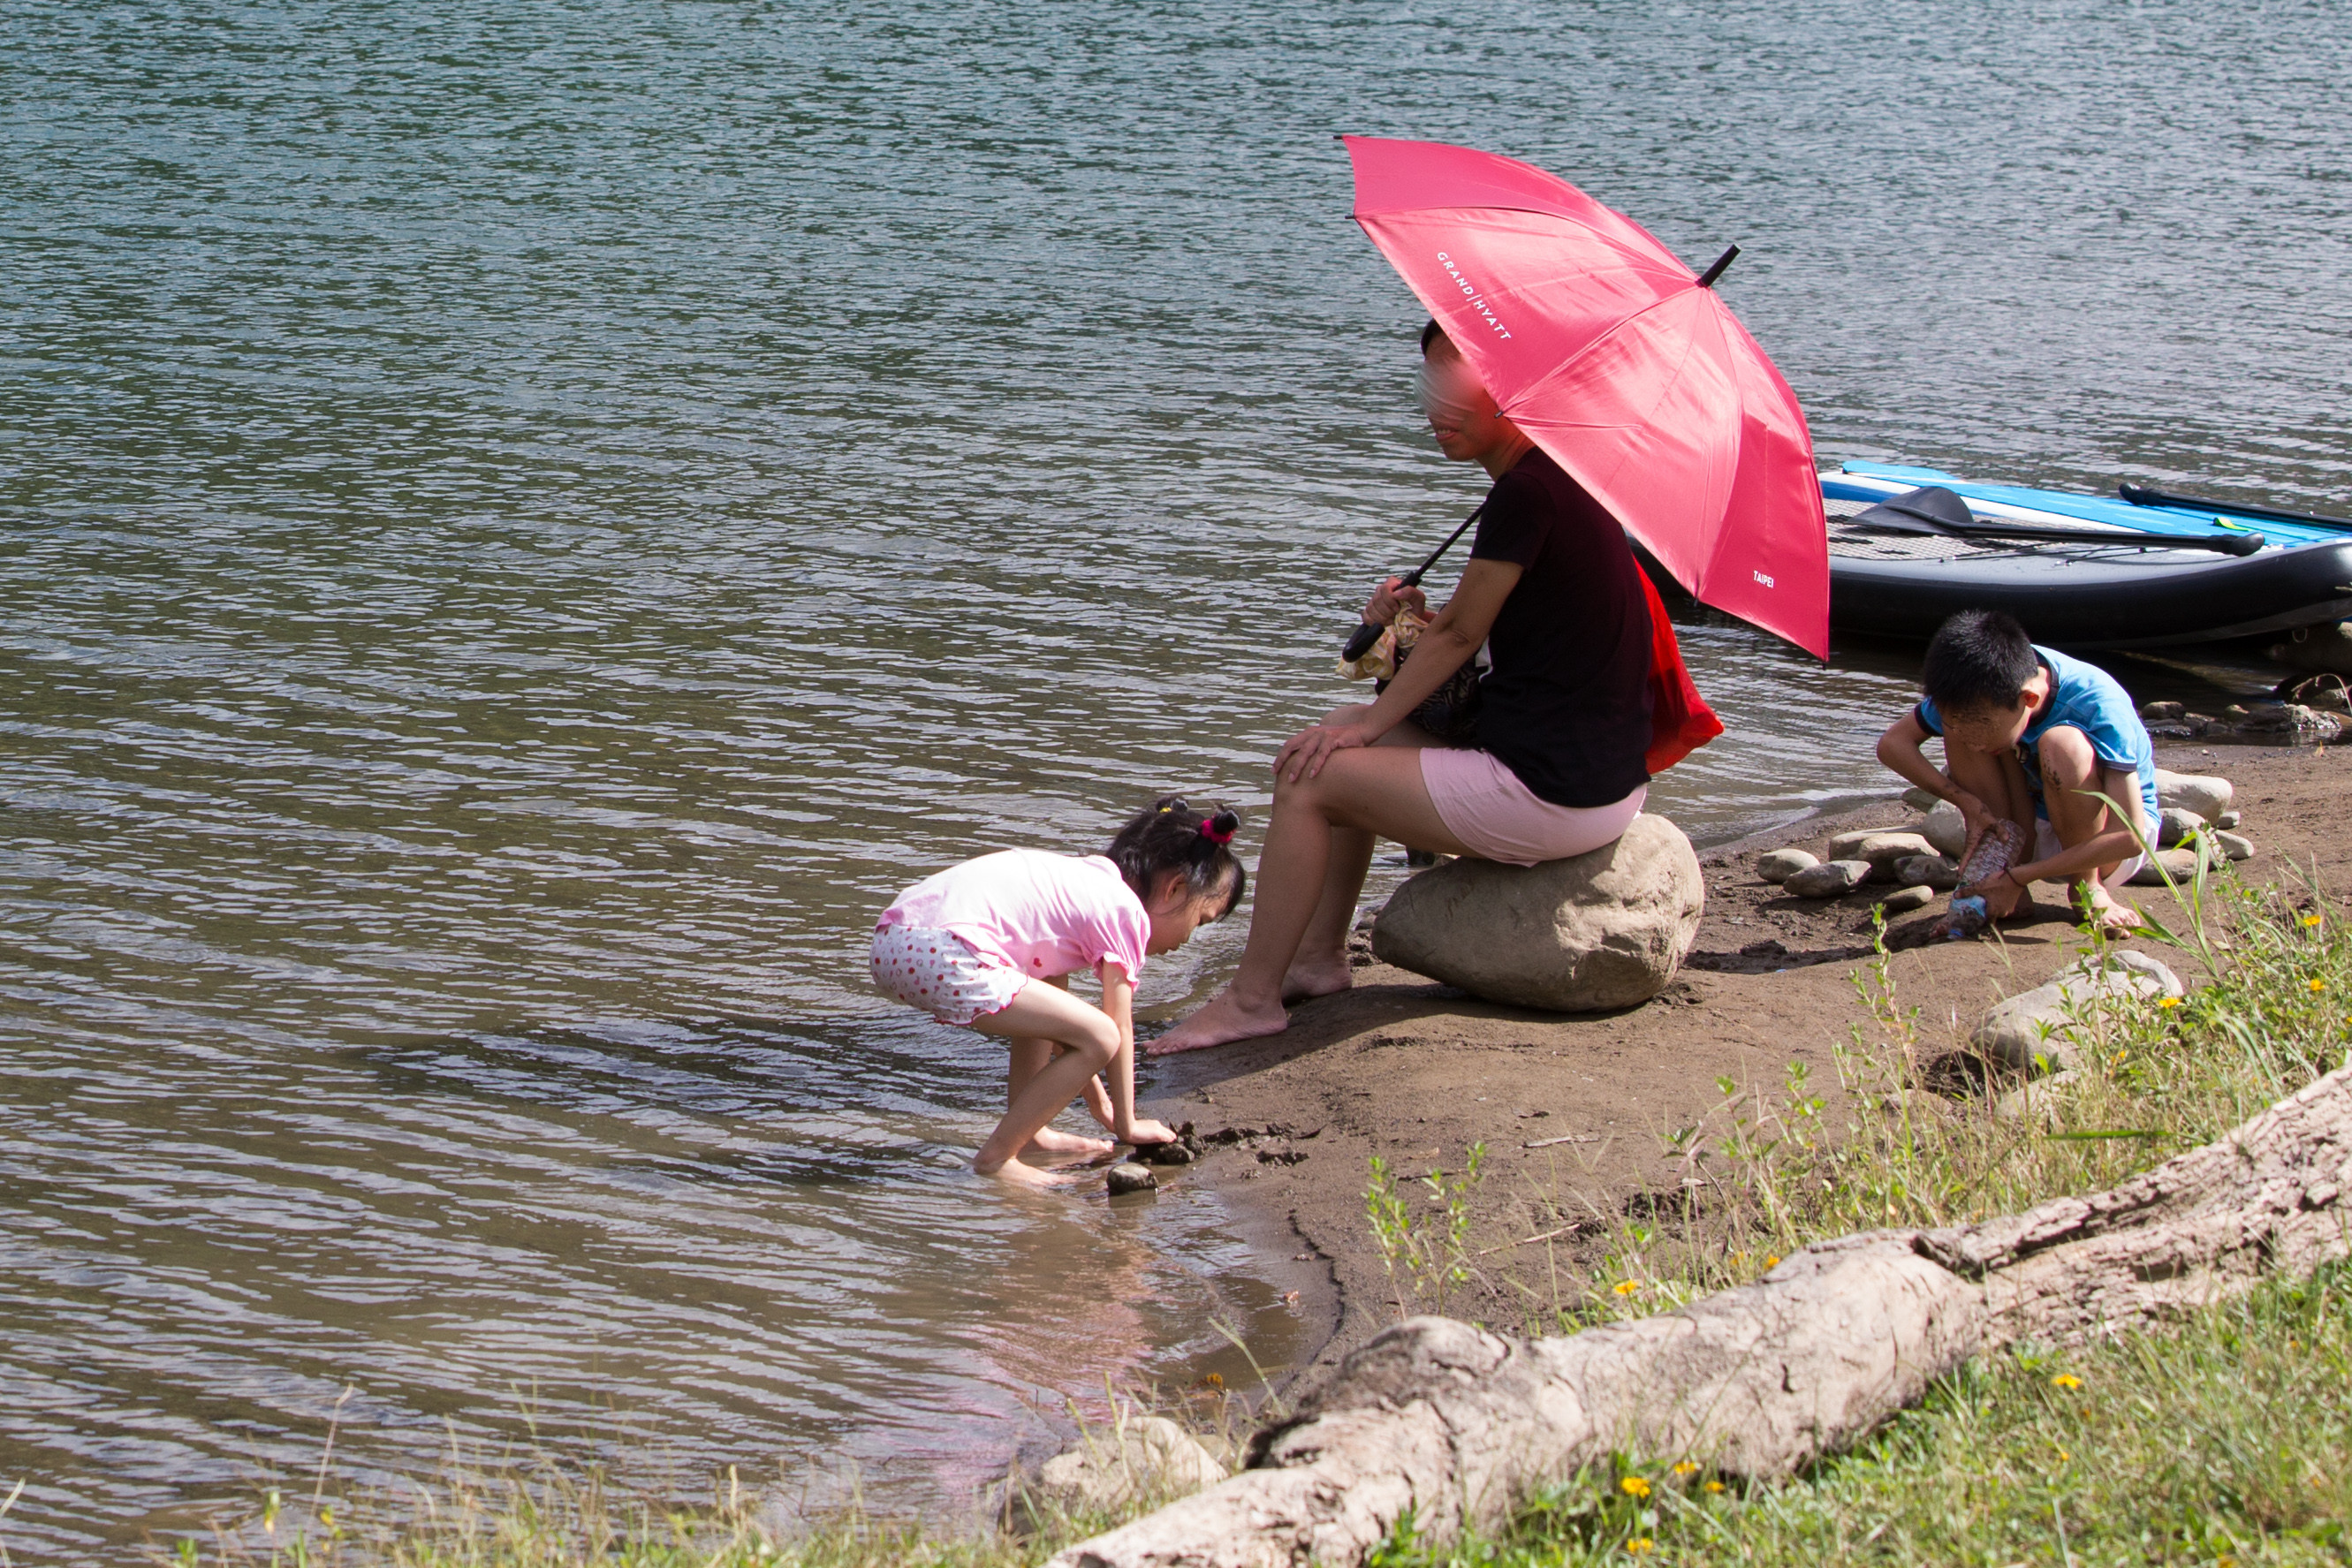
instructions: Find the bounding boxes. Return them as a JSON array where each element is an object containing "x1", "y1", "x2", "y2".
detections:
[{"x1": 3, "y1": 0, "x2": 2348, "y2": 1556}]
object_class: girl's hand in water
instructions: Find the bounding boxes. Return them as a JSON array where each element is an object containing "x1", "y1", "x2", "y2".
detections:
[
  {"x1": 1278, "y1": 716, "x2": 1377, "y2": 783},
  {"x1": 1363, "y1": 575, "x2": 1427, "y2": 626},
  {"x1": 1118, "y1": 1117, "x2": 1178, "y2": 1146}
]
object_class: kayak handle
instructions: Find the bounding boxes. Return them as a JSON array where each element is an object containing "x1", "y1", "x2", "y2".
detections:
[
  {"x1": 1339, "y1": 502, "x2": 1490, "y2": 661},
  {"x1": 2118, "y1": 483, "x2": 2352, "y2": 534}
]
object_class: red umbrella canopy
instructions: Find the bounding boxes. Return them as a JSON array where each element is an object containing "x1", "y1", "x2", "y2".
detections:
[{"x1": 1346, "y1": 135, "x2": 1830, "y2": 658}]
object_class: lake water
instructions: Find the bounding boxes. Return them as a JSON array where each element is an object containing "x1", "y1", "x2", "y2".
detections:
[{"x1": 3, "y1": 0, "x2": 2347, "y2": 1557}]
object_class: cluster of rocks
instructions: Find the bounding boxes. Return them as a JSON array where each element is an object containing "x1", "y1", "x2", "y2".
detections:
[
  {"x1": 1104, "y1": 1122, "x2": 1319, "y2": 1197},
  {"x1": 1762, "y1": 763, "x2": 2252, "y2": 905},
  {"x1": 2138, "y1": 693, "x2": 2345, "y2": 745}
]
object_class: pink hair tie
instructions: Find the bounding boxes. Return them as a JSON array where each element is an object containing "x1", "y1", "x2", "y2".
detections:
[{"x1": 1197, "y1": 815, "x2": 1236, "y2": 846}]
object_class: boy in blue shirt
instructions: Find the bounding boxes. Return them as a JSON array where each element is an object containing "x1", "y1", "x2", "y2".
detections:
[{"x1": 1877, "y1": 610, "x2": 2159, "y2": 934}]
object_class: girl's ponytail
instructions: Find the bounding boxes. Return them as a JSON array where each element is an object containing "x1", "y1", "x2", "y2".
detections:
[{"x1": 1105, "y1": 796, "x2": 1248, "y2": 915}]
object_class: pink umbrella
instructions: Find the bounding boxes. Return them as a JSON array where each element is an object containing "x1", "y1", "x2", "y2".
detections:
[{"x1": 1346, "y1": 135, "x2": 1831, "y2": 657}]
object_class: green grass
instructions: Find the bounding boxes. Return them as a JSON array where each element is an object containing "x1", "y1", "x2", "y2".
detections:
[
  {"x1": 1362, "y1": 860, "x2": 2352, "y2": 1567},
  {"x1": 1367, "y1": 1263, "x2": 2352, "y2": 1567}
]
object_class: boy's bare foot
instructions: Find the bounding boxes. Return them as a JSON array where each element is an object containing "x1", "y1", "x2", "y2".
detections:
[
  {"x1": 1149, "y1": 989, "x2": 1289, "y2": 1055},
  {"x1": 1279, "y1": 955, "x2": 1354, "y2": 1004},
  {"x1": 2080, "y1": 886, "x2": 2143, "y2": 935},
  {"x1": 1024, "y1": 1128, "x2": 1115, "y2": 1157}
]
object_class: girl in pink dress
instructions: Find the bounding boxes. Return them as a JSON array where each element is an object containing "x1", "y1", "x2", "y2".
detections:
[{"x1": 872, "y1": 798, "x2": 1247, "y2": 1186}]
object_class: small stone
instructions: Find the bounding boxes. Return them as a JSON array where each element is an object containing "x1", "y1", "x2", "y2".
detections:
[
  {"x1": 1893, "y1": 853, "x2": 1961, "y2": 891},
  {"x1": 2153, "y1": 769, "x2": 2233, "y2": 822},
  {"x1": 1919, "y1": 799, "x2": 1967, "y2": 858},
  {"x1": 1878, "y1": 884, "x2": 1935, "y2": 914},
  {"x1": 2217, "y1": 810, "x2": 2241, "y2": 829},
  {"x1": 1105, "y1": 1163, "x2": 1158, "y2": 1195},
  {"x1": 2137, "y1": 700, "x2": 2184, "y2": 722},
  {"x1": 1824, "y1": 828, "x2": 1879, "y2": 860},
  {"x1": 2129, "y1": 846, "x2": 2204, "y2": 885},
  {"x1": 1784, "y1": 859, "x2": 1872, "y2": 898},
  {"x1": 1901, "y1": 785, "x2": 1940, "y2": 811},
  {"x1": 1852, "y1": 831, "x2": 1936, "y2": 873},
  {"x1": 2212, "y1": 830, "x2": 2255, "y2": 861},
  {"x1": 2156, "y1": 806, "x2": 2205, "y2": 848},
  {"x1": 1756, "y1": 847, "x2": 1818, "y2": 884}
]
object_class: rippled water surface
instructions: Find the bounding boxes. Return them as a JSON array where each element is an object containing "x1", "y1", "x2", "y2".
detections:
[{"x1": 4, "y1": 0, "x2": 2348, "y2": 1556}]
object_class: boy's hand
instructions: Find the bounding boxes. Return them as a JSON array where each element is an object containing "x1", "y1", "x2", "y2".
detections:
[
  {"x1": 1961, "y1": 867, "x2": 2027, "y2": 919},
  {"x1": 1117, "y1": 1117, "x2": 1178, "y2": 1147}
]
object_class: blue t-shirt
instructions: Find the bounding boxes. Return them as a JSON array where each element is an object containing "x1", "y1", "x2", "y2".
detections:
[{"x1": 1916, "y1": 646, "x2": 2159, "y2": 825}]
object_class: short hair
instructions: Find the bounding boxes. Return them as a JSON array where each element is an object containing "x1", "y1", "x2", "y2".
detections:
[
  {"x1": 1420, "y1": 319, "x2": 1449, "y2": 354},
  {"x1": 1922, "y1": 610, "x2": 2039, "y2": 716}
]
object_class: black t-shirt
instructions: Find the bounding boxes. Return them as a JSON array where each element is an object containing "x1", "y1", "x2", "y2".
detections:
[{"x1": 1467, "y1": 448, "x2": 1655, "y2": 807}]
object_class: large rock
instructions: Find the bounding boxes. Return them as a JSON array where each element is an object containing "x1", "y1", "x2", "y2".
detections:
[
  {"x1": 1970, "y1": 951, "x2": 2183, "y2": 1076},
  {"x1": 2155, "y1": 806, "x2": 2204, "y2": 847},
  {"x1": 1783, "y1": 859, "x2": 1872, "y2": 898},
  {"x1": 1918, "y1": 799, "x2": 1967, "y2": 857},
  {"x1": 2153, "y1": 769, "x2": 2233, "y2": 822},
  {"x1": 2266, "y1": 619, "x2": 2352, "y2": 677},
  {"x1": 1371, "y1": 814, "x2": 1702, "y2": 1011},
  {"x1": 1756, "y1": 847, "x2": 1817, "y2": 884},
  {"x1": 1029, "y1": 1415, "x2": 1225, "y2": 1515}
]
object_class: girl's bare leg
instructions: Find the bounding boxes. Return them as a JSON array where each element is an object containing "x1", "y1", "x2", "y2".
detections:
[
  {"x1": 1005, "y1": 1038, "x2": 1116, "y2": 1155},
  {"x1": 968, "y1": 985, "x2": 1120, "y2": 1185},
  {"x1": 1155, "y1": 745, "x2": 1472, "y2": 1054}
]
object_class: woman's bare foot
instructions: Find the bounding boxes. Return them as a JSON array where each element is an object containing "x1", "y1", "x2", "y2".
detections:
[
  {"x1": 1024, "y1": 1127, "x2": 1116, "y2": 1157},
  {"x1": 1279, "y1": 954, "x2": 1354, "y2": 1004},
  {"x1": 1149, "y1": 989, "x2": 1290, "y2": 1055}
]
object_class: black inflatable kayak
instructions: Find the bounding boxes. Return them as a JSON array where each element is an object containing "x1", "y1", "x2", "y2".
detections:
[{"x1": 1818, "y1": 465, "x2": 2352, "y2": 648}]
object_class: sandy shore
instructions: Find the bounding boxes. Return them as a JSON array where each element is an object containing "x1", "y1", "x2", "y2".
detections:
[{"x1": 1137, "y1": 739, "x2": 2352, "y2": 1396}]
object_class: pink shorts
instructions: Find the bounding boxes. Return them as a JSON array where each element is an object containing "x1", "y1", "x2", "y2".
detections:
[
  {"x1": 870, "y1": 924, "x2": 1028, "y2": 1026},
  {"x1": 1417, "y1": 747, "x2": 1647, "y2": 867}
]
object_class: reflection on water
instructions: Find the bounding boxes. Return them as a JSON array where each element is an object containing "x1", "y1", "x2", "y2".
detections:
[{"x1": 3, "y1": 0, "x2": 2347, "y2": 1557}]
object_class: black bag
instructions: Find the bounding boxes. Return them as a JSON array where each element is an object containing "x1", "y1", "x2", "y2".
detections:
[{"x1": 1378, "y1": 644, "x2": 1484, "y2": 746}]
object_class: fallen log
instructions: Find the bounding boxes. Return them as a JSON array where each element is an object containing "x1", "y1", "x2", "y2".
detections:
[{"x1": 1047, "y1": 1061, "x2": 2352, "y2": 1568}]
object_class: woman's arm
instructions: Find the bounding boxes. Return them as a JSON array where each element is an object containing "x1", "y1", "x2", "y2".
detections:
[
  {"x1": 1280, "y1": 557, "x2": 1524, "y2": 783},
  {"x1": 1096, "y1": 964, "x2": 1174, "y2": 1145}
]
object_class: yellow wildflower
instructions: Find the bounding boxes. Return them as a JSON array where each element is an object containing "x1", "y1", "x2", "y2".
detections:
[
  {"x1": 1764, "y1": 1254, "x2": 1781, "y2": 1269},
  {"x1": 2311, "y1": 979, "x2": 2327, "y2": 994},
  {"x1": 1620, "y1": 1475, "x2": 1651, "y2": 1499},
  {"x1": 2303, "y1": 914, "x2": 2323, "y2": 928},
  {"x1": 2052, "y1": 1373, "x2": 2082, "y2": 1390},
  {"x1": 1673, "y1": 1460, "x2": 1700, "y2": 1477},
  {"x1": 1704, "y1": 1480, "x2": 1726, "y2": 1494},
  {"x1": 1625, "y1": 1539, "x2": 1655, "y2": 1557},
  {"x1": 2157, "y1": 996, "x2": 2181, "y2": 1011},
  {"x1": 1613, "y1": 1279, "x2": 1642, "y2": 1297}
]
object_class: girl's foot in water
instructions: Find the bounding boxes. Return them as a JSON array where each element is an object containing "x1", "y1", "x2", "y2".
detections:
[
  {"x1": 1149, "y1": 988, "x2": 1289, "y2": 1054},
  {"x1": 1023, "y1": 1127, "x2": 1116, "y2": 1157},
  {"x1": 976, "y1": 1155, "x2": 1068, "y2": 1187}
]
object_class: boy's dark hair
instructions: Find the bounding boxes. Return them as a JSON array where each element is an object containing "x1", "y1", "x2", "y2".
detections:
[
  {"x1": 1420, "y1": 319, "x2": 1448, "y2": 353},
  {"x1": 1104, "y1": 796, "x2": 1247, "y2": 916},
  {"x1": 1923, "y1": 610, "x2": 2040, "y2": 716}
]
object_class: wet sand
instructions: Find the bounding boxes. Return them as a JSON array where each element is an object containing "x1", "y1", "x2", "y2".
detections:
[{"x1": 1137, "y1": 740, "x2": 2352, "y2": 1393}]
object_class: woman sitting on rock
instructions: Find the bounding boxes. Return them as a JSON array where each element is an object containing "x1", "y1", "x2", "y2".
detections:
[{"x1": 1151, "y1": 324, "x2": 1657, "y2": 1053}]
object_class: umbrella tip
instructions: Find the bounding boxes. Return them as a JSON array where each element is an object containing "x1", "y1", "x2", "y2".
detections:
[{"x1": 1695, "y1": 244, "x2": 1741, "y2": 289}]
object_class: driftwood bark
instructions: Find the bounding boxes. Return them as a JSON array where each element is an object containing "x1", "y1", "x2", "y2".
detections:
[{"x1": 1047, "y1": 1063, "x2": 2352, "y2": 1568}]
